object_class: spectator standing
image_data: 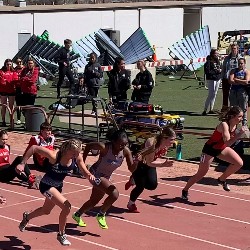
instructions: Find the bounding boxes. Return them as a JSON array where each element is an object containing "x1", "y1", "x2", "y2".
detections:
[
  {"x1": 14, "y1": 57, "x2": 25, "y2": 125},
  {"x1": 55, "y1": 39, "x2": 75, "y2": 98},
  {"x1": 131, "y1": 60, "x2": 154, "y2": 104},
  {"x1": 202, "y1": 49, "x2": 222, "y2": 115},
  {"x1": 107, "y1": 57, "x2": 130, "y2": 106},
  {"x1": 229, "y1": 58, "x2": 250, "y2": 125},
  {"x1": 84, "y1": 52, "x2": 103, "y2": 114},
  {"x1": 221, "y1": 44, "x2": 241, "y2": 112},
  {"x1": 0, "y1": 59, "x2": 18, "y2": 127},
  {"x1": 19, "y1": 58, "x2": 39, "y2": 106}
]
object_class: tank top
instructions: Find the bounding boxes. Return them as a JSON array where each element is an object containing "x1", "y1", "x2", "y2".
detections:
[
  {"x1": 231, "y1": 69, "x2": 246, "y2": 90},
  {"x1": 206, "y1": 125, "x2": 236, "y2": 150},
  {"x1": 154, "y1": 147, "x2": 167, "y2": 160},
  {"x1": 90, "y1": 144, "x2": 125, "y2": 179},
  {"x1": 0, "y1": 144, "x2": 10, "y2": 168},
  {"x1": 41, "y1": 152, "x2": 76, "y2": 187}
]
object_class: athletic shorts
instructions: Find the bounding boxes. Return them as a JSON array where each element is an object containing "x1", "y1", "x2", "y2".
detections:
[
  {"x1": 202, "y1": 143, "x2": 224, "y2": 157},
  {"x1": 39, "y1": 181, "x2": 63, "y2": 197}
]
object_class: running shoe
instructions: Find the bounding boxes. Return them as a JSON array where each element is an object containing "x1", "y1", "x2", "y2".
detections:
[
  {"x1": 72, "y1": 213, "x2": 87, "y2": 227},
  {"x1": 57, "y1": 233, "x2": 71, "y2": 246},
  {"x1": 127, "y1": 203, "x2": 140, "y2": 213},
  {"x1": 218, "y1": 178, "x2": 230, "y2": 191},
  {"x1": 125, "y1": 176, "x2": 135, "y2": 190},
  {"x1": 96, "y1": 213, "x2": 108, "y2": 229},
  {"x1": 181, "y1": 190, "x2": 189, "y2": 200},
  {"x1": 19, "y1": 211, "x2": 29, "y2": 232}
]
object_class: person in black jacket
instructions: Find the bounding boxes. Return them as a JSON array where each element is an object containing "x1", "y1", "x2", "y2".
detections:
[
  {"x1": 55, "y1": 39, "x2": 75, "y2": 98},
  {"x1": 84, "y1": 52, "x2": 103, "y2": 114},
  {"x1": 107, "y1": 57, "x2": 130, "y2": 106},
  {"x1": 202, "y1": 49, "x2": 222, "y2": 116},
  {"x1": 131, "y1": 60, "x2": 154, "y2": 104}
]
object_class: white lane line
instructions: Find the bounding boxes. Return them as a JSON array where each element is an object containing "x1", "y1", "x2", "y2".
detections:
[
  {"x1": 59, "y1": 181, "x2": 250, "y2": 226},
  {"x1": 63, "y1": 187, "x2": 92, "y2": 195},
  {"x1": 122, "y1": 193, "x2": 250, "y2": 226},
  {"x1": 11, "y1": 150, "x2": 250, "y2": 203},
  {"x1": 113, "y1": 172, "x2": 250, "y2": 203},
  {"x1": 64, "y1": 179, "x2": 127, "y2": 186},
  {"x1": 0, "y1": 198, "x2": 42, "y2": 209},
  {"x1": 0, "y1": 215, "x2": 118, "y2": 250},
  {"x1": 2, "y1": 180, "x2": 250, "y2": 227},
  {"x1": 0, "y1": 187, "x2": 91, "y2": 209},
  {"x1": 108, "y1": 215, "x2": 241, "y2": 250},
  {"x1": 0, "y1": 184, "x2": 244, "y2": 249}
]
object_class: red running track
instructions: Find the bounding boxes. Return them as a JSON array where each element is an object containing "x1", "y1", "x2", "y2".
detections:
[{"x1": 0, "y1": 149, "x2": 250, "y2": 249}]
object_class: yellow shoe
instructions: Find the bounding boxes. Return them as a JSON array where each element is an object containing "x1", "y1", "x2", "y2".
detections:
[
  {"x1": 72, "y1": 212, "x2": 87, "y2": 227},
  {"x1": 96, "y1": 213, "x2": 108, "y2": 229}
]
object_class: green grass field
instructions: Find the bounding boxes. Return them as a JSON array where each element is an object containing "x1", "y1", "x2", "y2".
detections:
[{"x1": 32, "y1": 68, "x2": 227, "y2": 161}]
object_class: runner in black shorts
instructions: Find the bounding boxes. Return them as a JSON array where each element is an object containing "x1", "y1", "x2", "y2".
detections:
[
  {"x1": 17, "y1": 139, "x2": 95, "y2": 246},
  {"x1": 182, "y1": 106, "x2": 247, "y2": 201}
]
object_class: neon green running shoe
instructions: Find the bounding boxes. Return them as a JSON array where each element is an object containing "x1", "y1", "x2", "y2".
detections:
[
  {"x1": 96, "y1": 213, "x2": 108, "y2": 229},
  {"x1": 72, "y1": 213, "x2": 87, "y2": 227}
]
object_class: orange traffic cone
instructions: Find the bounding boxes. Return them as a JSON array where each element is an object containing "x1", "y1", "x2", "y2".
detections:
[{"x1": 152, "y1": 45, "x2": 157, "y2": 62}]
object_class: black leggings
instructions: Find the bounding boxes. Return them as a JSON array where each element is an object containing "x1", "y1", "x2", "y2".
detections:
[
  {"x1": 57, "y1": 66, "x2": 75, "y2": 96},
  {"x1": 130, "y1": 162, "x2": 158, "y2": 202},
  {"x1": 88, "y1": 86, "x2": 99, "y2": 112},
  {"x1": 0, "y1": 156, "x2": 31, "y2": 183}
]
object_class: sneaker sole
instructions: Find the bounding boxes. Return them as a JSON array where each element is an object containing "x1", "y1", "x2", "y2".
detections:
[
  {"x1": 98, "y1": 224, "x2": 108, "y2": 229},
  {"x1": 72, "y1": 215, "x2": 87, "y2": 227}
]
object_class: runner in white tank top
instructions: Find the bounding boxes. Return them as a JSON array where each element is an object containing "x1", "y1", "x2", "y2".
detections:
[{"x1": 72, "y1": 129, "x2": 137, "y2": 230}]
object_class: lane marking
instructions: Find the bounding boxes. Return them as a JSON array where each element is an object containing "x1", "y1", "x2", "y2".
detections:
[
  {"x1": 0, "y1": 198, "x2": 42, "y2": 209},
  {"x1": 0, "y1": 183, "x2": 246, "y2": 249},
  {"x1": 113, "y1": 172, "x2": 250, "y2": 203},
  {"x1": 107, "y1": 214, "x2": 241, "y2": 250},
  {"x1": 10, "y1": 151, "x2": 250, "y2": 202},
  {"x1": 0, "y1": 215, "x2": 118, "y2": 250}
]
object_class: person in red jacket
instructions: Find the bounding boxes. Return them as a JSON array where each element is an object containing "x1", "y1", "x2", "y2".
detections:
[
  {"x1": 0, "y1": 130, "x2": 36, "y2": 187},
  {"x1": 14, "y1": 58, "x2": 25, "y2": 125},
  {"x1": 20, "y1": 58, "x2": 39, "y2": 106},
  {"x1": 24, "y1": 122, "x2": 55, "y2": 171},
  {"x1": 0, "y1": 59, "x2": 18, "y2": 126}
]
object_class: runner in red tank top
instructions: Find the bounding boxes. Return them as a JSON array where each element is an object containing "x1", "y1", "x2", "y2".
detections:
[{"x1": 182, "y1": 106, "x2": 247, "y2": 201}]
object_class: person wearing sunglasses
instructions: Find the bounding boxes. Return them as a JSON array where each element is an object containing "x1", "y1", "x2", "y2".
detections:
[
  {"x1": 19, "y1": 58, "x2": 39, "y2": 107},
  {"x1": 0, "y1": 59, "x2": 18, "y2": 127},
  {"x1": 14, "y1": 58, "x2": 25, "y2": 125}
]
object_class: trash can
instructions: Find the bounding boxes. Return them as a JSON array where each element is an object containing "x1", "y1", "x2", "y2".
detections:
[{"x1": 24, "y1": 105, "x2": 46, "y2": 132}]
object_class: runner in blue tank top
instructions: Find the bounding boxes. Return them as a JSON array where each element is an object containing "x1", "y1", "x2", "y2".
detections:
[
  {"x1": 72, "y1": 129, "x2": 137, "y2": 230},
  {"x1": 17, "y1": 139, "x2": 95, "y2": 246}
]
